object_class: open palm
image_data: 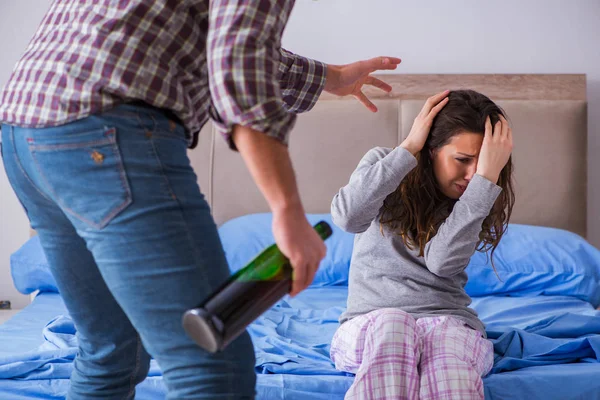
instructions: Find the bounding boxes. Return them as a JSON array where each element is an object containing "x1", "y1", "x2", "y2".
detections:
[{"x1": 324, "y1": 56, "x2": 401, "y2": 112}]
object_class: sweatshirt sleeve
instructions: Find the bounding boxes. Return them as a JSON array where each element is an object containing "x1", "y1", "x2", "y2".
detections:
[
  {"x1": 423, "y1": 173, "x2": 502, "y2": 278},
  {"x1": 331, "y1": 146, "x2": 418, "y2": 233}
]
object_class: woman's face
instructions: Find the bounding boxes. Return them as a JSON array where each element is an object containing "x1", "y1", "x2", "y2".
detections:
[{"x1": 431, "y1": 131, "x2": 483, "y2": 199}]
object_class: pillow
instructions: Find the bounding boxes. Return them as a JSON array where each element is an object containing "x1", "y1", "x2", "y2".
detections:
[
  {"x1": 219, "y1": 216, "x2": 600, "y2": 304},
  {"x1": 11, "y1": 216, "x2": 600, "y2": 306},
  {"x1": 465, "y1": 224, "x2": 600, "y2": 306},
  {"x1": 10, "y1": 235, "x2": 59, "y2": 294},
  {"x1": 218, "y1": 213, "x2": 355, "y2": 287},
  {"x1": 9, "y1": 213, "x2": 355, "y2": 294}
]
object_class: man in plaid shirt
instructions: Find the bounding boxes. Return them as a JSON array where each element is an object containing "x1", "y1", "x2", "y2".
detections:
[{"x1": 0, "y1": 1, "x2": 400, "y2": 398}]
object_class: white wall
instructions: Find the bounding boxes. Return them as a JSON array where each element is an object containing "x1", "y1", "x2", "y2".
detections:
[
  {"x1": 0, "y1": 1, "x2": 598, "y2": 308},
  {"x1": 0, "y1": 2, "x2": 50, "y2": 309}
]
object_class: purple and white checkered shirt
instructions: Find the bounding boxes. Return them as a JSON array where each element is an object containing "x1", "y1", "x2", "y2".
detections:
[{"x1": 0, "y1": 0, "x2": 326, "y2": 149}]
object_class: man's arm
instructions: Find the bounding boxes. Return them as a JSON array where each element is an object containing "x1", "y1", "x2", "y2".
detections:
[
  {"x1": 277, "y1": 48, "x2": 327, "y2": 113},
  {"x1": 207, "y1": 1, "x2": 401, "y2": 150},
  {"x1": 207, "y1": 0, "x2": 301, "y2": 151},
  {"x1": 207, "y1": 1, "x2": 326, "y2": 295},
  {"x1": 206, "y1": 1, "x2": 401, "y2": 295},
  {"x1": 232, "y1": 125, "x2": 326, "y2": 296}
]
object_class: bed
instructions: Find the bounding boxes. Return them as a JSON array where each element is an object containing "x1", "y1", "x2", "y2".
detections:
[{"x1": 2, "y1": 74, "x2": 598, "y2": 400}]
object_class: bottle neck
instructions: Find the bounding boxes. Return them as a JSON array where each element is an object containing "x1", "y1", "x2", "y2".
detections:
[{"x1": 313, "y1": 221, "x2": 333, "y2": 241}]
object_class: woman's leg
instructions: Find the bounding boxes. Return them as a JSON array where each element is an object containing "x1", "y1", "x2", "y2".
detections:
[
  {"x1": 418, "y1": 316, "x2": 494, "y2": 400},
  {"x1": 330, "y1": 308, "x2": 421, "y2": 400}
]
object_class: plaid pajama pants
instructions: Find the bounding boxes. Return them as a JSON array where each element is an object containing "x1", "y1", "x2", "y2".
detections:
[{"x1": 330, "y1": 308, "x2": 494, "y2": 400}]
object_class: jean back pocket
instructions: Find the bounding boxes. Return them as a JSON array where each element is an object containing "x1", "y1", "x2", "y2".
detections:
[{"x1": 29, "y1": 126, "x2": 132, "y2": 229}]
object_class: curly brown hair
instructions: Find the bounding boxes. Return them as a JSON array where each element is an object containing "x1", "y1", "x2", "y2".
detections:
[{"x1": 379, "y1": 90, "x2": 515, "y2": 270}]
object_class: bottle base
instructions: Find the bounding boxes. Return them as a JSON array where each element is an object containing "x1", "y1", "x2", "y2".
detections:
[{"x1": 182, "y1": 308, "x2": 223, "y2": 353}]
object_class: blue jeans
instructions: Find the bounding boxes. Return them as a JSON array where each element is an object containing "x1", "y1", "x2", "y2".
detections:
[{"x1": 1, "y1": 104, "x2": 256, "y2": 399}]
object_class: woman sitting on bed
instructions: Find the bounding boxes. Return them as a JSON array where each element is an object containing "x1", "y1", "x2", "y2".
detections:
[{"x1": 330, "y1": 89, "x2": 515, "y2": 400}]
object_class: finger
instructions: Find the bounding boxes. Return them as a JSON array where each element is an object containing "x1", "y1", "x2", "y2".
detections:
[
  {"x1": 299, "y1": 245, "x2": 326, "y2": 294},
  {"x1": 304, "y1": 259, "x2": 321, "y2": 291},
  {"x1": 355, "y1": 91, "x2": 378, "y2": 112},
  {"x1": 499, "y1": 115, "x2": 509, "y2": 138},
  {"x1": 368, "y1": 56, "x2": 402, "y2": 72},
  {"x1": 507, "y1": 127, "x2": 513, "y2": 150},
  {"x1": 427, "y1": 96, "x2": 449, "y2": 118},
  {"x1": 421, "y1": 90, "x2": 450, "y2": 115},
  {"x1": 366, "y1": 76, "x2": 392, "y2": 93},
  {"x1": 290, "y1": 260, "x2": 307, "y2": 297},
  {"x1": 493, "y1": 119, "x2": 502, "y2": 139},
  {"x1": 305, "y1": 262, "x2": 319, "y2": 289},
  {"x1": 383, "y1": 56, "x2": 402, "y2": 64},
  {"x1": 484, "y1": 116, "x2": 492, "y2": 140}
]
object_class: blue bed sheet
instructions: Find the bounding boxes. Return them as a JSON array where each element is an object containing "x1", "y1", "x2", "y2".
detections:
[{"x1": 2, "y1": 289, "x2": 600, "y2": 399}]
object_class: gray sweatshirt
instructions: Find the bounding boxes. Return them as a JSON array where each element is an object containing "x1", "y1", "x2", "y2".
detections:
[{"x1": 332, "y1": 146, "x2": 502, "y2": 336}]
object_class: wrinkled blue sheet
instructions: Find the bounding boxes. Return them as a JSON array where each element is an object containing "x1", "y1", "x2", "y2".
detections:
[{"x1": 2, "y1": 289, "x2": 600, "y2": 399}]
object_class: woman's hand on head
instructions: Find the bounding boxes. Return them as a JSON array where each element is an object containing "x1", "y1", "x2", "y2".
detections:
[
  {"x1": 400, "y1": 90, "x2": 450, "y2": 155},
  {"x1": 476, "y1": 115, "x2": 513, "y2": 184}
]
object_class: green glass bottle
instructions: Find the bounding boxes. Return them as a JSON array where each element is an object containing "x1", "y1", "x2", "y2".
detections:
[{"x1": 183, "y1": 221, "x2": 333, "y2": 353}]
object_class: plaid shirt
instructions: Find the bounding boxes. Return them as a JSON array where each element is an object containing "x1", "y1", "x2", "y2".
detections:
[{"x1": 0, "y1": 0, "x2": 326, "y2": 149}]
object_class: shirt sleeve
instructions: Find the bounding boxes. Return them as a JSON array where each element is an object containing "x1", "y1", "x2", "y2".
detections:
[
  {"x1": 207, "y1": 1, "x2": 326, "y2": 151},
  {"x1": 277, "y1": 48, "x2": 327, "y2": 113}
]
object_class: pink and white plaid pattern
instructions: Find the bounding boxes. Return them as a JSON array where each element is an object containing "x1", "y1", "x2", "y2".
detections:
[
  {"x1": 330, "y1": 309, "x2": 494, "y2": 400},
  {"x1": 0, "y1": 0, "x2": 326, "y2": 150}
]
